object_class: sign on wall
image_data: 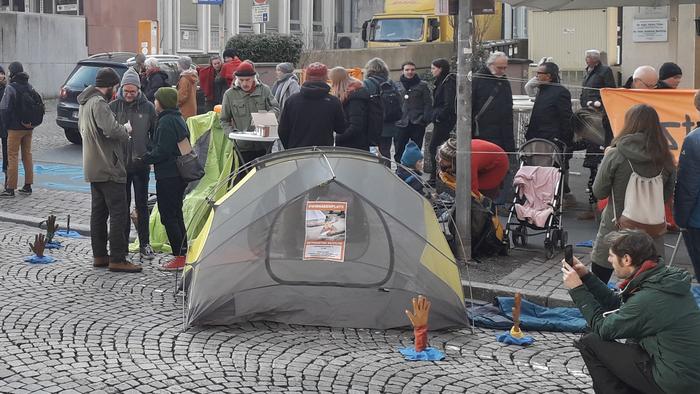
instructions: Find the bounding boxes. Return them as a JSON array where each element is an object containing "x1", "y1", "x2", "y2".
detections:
[
  {"x1": 632, "y1": 18, "x2": 668, "y2": 42},
  {"x1": 252, "y1": 4, "x2": 270, "y2": 24}
]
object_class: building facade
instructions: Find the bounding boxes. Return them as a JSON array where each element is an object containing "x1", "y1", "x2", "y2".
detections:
[{"x1": 158, "y1": 0, "x2": 378, "y2": 55}]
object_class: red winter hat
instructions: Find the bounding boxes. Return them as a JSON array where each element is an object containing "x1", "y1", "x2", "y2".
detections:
[
  {"x1": 235, "y1": 61, "x2": 256, "y2": 77},
  {"x1": 305, "y1": 62, "x2": 328, "y2": 82}
]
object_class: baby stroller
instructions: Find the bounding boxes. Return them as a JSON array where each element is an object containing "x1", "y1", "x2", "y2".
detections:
[{"x1": 505, "y1": 138, "x2": 567, "y2": 259}]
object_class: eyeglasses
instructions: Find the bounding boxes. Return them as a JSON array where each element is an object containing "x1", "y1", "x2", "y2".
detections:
[{"x1": 123, "y1": 89, "x2": 139, "y2": 95}]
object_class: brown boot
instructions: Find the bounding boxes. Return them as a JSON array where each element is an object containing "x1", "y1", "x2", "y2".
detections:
[
  {"x1": 108, "y1": 260, "x2": 143, "y2": 273},
  {"x1": 93, "y1": 256, "x2": 109, "y2": 268}
]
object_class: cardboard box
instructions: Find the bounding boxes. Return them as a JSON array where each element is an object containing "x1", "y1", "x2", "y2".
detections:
[{"x1": 251, "y1": 112, "x2": 278, "y2": 138}]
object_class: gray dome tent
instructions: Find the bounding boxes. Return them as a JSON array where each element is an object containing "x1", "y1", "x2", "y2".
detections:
[{"x1": 184, "y1": 148, "x2": 468, "y2": 330}]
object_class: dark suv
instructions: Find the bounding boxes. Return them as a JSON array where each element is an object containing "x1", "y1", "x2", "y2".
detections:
[{"x1": 56, "y1": 53, "x2": 182, "y2": 144}]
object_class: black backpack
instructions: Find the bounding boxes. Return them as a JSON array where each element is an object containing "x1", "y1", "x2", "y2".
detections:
[
  {"x1": 12, "y1": 83, "x2": 45, "y2": 129},
  {"x1": 366, "y1": 77, "x2": 403, "y2": 145}
]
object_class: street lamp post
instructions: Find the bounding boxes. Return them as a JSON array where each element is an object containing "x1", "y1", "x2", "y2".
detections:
[{"x1": 455, "y1": 0, "x2": 473, "y2": 262}]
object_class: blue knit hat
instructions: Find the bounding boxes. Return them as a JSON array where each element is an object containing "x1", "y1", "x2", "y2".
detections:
[{"x1": 401, "y1": 141, "x2": 424, "y2": 167}]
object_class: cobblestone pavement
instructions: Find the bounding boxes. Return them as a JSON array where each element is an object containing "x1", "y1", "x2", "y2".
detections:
[{"x1": 0, "y1": 222, "x2": 593, "y2": 393}]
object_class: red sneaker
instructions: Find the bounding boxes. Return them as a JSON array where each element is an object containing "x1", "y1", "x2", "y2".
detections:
[{"x1": 159, "y1": 256, "x2": 186, "y2": 271}]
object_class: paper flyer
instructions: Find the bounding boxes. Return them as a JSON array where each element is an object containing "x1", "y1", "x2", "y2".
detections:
[{"x1": 303, "y1": 201, "x2": 347, "y2": 262}]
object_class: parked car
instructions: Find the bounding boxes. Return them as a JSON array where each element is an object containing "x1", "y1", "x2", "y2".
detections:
[{"x1": 56, "y1": 53, "x2": 204, "y2": 144}]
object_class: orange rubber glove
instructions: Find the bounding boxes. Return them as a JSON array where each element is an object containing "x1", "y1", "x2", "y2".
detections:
[{"x1": 405, "y1": 295, "x2": 431, "y2": 352}]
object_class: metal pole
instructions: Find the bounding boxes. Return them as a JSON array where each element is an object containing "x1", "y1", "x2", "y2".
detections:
[{"x1": 455, "y1": 0, "x2": 473, "y2": 262}]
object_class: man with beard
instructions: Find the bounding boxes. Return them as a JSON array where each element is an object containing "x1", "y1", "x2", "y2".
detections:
[
  {"x1": 395, "y1": 61, "x2": 432, "y2": 163},
  {"x1": 77, "y1": 67, "x2": 142, "y2": 273}
]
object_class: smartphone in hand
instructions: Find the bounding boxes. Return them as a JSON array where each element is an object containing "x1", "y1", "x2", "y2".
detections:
[{"x1": 564, "y1": 245, "x2": 574, "y2": 267}]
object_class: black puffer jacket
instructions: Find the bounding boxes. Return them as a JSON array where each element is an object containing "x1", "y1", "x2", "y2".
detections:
[
  {"x1": 471, "y1": 67, "x2": 514, "y2": 152},
  {"x1": 397, "y1": 76, "x2": 432, "y2": 127},
  {"x1": 335, "y1": 86, "x2": 370, "y2": 151},
  {"x1": 580, "y1": 63, "x2": 616, "y2": 105},
  {"x1": 526, "y1": 83, "x2": 573, "y2": 144},
  {"x1": 0, "y1": 78, "x2": 5, "y2": 137},
  {"x1": 144, "y1": 70, "x2": 170, "y2": 102},
  {"x1": 432, "y1": 72, "x2": 456, "y2": 125},
  {"x1": 278, "y1": 81, "x2": 346, "y2": 149}
]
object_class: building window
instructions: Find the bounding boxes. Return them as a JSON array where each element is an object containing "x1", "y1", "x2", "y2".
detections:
[
  {"x1": 209, "y1": 6, "x2": 224, "y2": 52},
  {"x1": 290, "y1": 0, "x2": 301, "y2": 32},
  {"x1": 179, "y1": 0, "x2": 202, "y2": 51},
  {"x1": 312, "y1": 0, "x2": 322, "y2": 32},
  {"x1": 239, "y1": 0, "x2": 254, "y2": 32},
  {"x1": 33, "y1": 0, "x2": 54, "y2": 13}
]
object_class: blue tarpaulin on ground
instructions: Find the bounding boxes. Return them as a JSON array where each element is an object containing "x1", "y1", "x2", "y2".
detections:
[
  {"x1": 468, "y1": 297, "x2": 588, "y2": 333},
  {"x1": 693, "y1": 286, "x2": 700, "y2": 305}
]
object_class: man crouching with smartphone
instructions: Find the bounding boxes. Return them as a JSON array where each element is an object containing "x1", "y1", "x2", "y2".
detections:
[{"x1": 562, "y1": 230, "x2": 700, "y2": 394}]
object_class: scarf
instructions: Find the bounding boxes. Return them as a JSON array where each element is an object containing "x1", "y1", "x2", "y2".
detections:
[
  {"x1": 272, "y1": 73, "x2": 294, "y2": 96},
  {"x1": 618, "y1": 260, "x2": 658, "y2": 290},
  {"x1": 400, "y1": 75, "x2": 421, "y2": 90},
  {"x1": 146, "y1": 67, "x2": 161, "y2": 77},
  {"x1": 439, "y1": 171, "x2": 456, "y2": 190}
]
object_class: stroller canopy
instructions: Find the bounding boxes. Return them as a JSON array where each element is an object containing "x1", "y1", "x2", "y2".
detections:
[{"x1": 184, "y1": 148, "x2": 467, "y2": 330}]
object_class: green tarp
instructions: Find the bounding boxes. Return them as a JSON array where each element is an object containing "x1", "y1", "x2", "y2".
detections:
[{"x1": 130, "y1": 111, "x2": 237, "y2": 253}]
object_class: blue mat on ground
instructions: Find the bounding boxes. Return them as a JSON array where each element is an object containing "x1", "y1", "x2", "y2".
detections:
[
  {"x1": 468, "y1": 297, "x2": 587, "y2": 333},
  {"x1": 496, "y1": 332, "x2": 535, "y2": 346},
  {"x1": 45, "y1": 241, "x2": 62, "y2": 250},
  {"x1": 398, "y1": 347, "x2": 445, "y2": 361},
  {"x1": 24, "y1": 255, "x2": 56, "y2": 264},
  {"x1": 55, "y1": 230, "x2": 82, "y2": 238},
  {"x1": 693, "y1": 286, "x2": 700, "y2": 305},
  {"x1": 576, "y1": 240, "x2": 594, "y2": 248}
]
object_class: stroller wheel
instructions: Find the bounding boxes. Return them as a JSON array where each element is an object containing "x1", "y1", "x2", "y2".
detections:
[
  {"x1": 512, "y1": 231, "x2": 521, "y2": 247},
  {"x1": 545, "y1": 241, "x2": 555, "y2": 259},
  {"x1": 551, "y1": 230, "x2": 559, "y2": 246},
  {"x1": 560, "y1": 231, "x2": 568, "y2": 249}
]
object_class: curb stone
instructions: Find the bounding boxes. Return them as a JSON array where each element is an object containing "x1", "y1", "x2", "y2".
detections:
[
  {"x1": 0, "y1": 211, "x2": 91, "y2": 236},
  {"x1": 462, "y1": 279, "x2": 575, "y2": 308}
]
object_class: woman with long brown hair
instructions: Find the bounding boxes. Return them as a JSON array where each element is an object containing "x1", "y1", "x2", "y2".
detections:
[
  {"x1": 330, "y1": 67, "x2": 370, "y2": 151},
  {"x1": 589, "y1": 104, "x2": 677, "y2": 283}
]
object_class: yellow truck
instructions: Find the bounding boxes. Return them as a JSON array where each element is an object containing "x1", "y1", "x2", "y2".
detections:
[{"x1": 361, "y1": 0, "x2": 502, "y2": 48}]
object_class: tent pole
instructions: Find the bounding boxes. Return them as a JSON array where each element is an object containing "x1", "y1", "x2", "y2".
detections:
[{"x1": 455, "y1": 0, "x2": 473, "y2": 263}]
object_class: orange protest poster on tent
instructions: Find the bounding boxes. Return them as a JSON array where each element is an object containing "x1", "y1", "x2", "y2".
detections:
[
  {"x1": 601, "y1": 88, "x2": 700, "y2": 160},
  {"x1": 303, "y1": 201, "x2": 347, "y2": 262}
]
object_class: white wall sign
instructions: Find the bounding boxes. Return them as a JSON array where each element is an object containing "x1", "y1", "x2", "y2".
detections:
[
  {"x1": 632, "y1": 18, "x2": 668, "y2": 42},
  {"x1": 57, "y1": 3, "x2": 78, "y2": 12},
  {"x1": 252, "y1": 4, "x2": 270, "y2": 24}
]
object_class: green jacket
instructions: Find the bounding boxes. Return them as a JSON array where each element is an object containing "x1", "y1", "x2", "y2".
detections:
[
  {"x1": 570, "y1": 265, "x2": 700, "y2": 394},
  {"x1": 219, "y1": 82, "x2": 279, "y2": 152},
  {"x1": 590, "y1": 133, "x2": 676, "y2": 267},
  {"x1": 143, "y1": 109, "x2": 189, "y2": 180},
  {"x1": 77, "y1": 86, "x2": 130, "y2": 183}
]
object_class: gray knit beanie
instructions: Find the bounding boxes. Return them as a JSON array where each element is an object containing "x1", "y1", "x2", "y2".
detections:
[
  {"x1": 276, "y1": 62, "x2": 294, "y2": 74},
  {"x1": 121, "y1": 67, "x2": 141, "y2": 88}
]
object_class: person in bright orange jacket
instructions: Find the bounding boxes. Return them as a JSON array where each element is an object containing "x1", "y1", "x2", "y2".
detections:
[{"x1": 218, "y1": 48, "x2": 242, "y2": 89}]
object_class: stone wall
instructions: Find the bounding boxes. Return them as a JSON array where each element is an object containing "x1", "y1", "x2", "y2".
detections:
[{"x1": 0, "y1": 12, "x2": 88, "y2": 98}]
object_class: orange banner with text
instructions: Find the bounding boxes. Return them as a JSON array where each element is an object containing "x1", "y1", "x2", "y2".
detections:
[{"x1": 600, "y1": 88, "x2": 700, "y2": 160}]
